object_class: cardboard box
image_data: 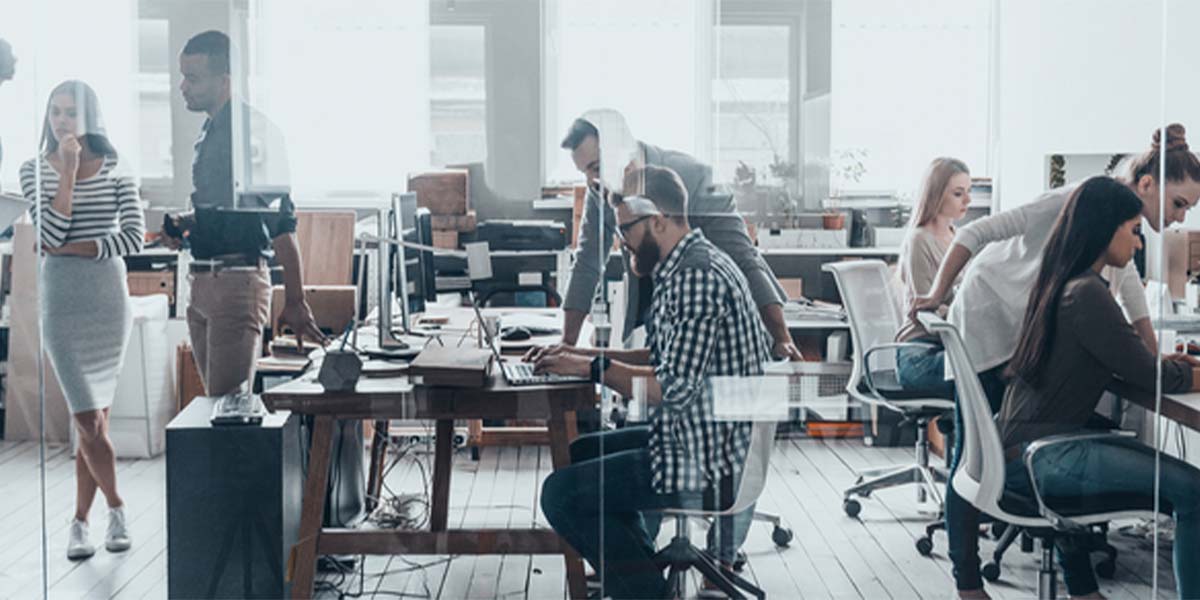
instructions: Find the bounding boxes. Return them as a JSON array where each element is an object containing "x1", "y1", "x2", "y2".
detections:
[
  {"x1": 128, "y1": 270, "x2": 175, "y2": 305},
  {"x1": 779, "y1": 278, "x2": 803, "y2": 301},
  {"x1": 432, "y1": 230, "x2": 459, "y2": 250},
  {"x1": 270, "y1": 285, "x2": 357, "y2": 334},
  {"x1": 177, "y1": 342, "x2": 205, "y2": 413},
  {"x1": 408, "y1": 169, "x2": 469, "y2": 215},
  {"x1": 431, "y1": 211, "x2": 477, "y2": 232}
]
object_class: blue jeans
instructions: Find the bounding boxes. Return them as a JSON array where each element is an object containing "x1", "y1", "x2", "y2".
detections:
[
  {"x1": 1004, "y1": 436, "x2": 1200, "y2": 598},
  {"x1": 945, "y1": 363, "x2": 1007, "y2": 591},
  {"x1": 565, "y1": 427, "x2": 754, "y2": 564},
  {"x1": 542, "y1": 428, "x2": 749, "y2": 599},
  {"x1": 895, "y1": 342, "x2": 955, "y2": 397}
]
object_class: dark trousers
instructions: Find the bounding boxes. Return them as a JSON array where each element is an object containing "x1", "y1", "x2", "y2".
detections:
[
  {"x1": 945, "y1": 363, "x2": 1008, "y2": 591},
  {"x1": 1004, "y1": 435, "x2": 1200, "y2": 598},
  {"x1": 567, "y1": 427, "x2": 754, "y2": 564},
  {"x1": 542, "y1": 427, "x2": 746, "y2": 599}
]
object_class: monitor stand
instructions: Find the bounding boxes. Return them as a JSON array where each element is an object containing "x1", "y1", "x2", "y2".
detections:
[{"x1": 361, "y1": 332, "x2": 424, "y2": 359}]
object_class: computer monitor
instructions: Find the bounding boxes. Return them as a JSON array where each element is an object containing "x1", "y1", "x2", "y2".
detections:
[{"x1": 389, "y1": 193, "x2": 436, "y2": 315}]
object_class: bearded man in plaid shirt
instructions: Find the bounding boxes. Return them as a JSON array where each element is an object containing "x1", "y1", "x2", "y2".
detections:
[{"x1": 536, "y1": 165, "x2": 772, "y2": 599}]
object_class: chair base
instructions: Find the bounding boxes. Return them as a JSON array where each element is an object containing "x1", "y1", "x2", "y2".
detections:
[
  {"x1": 655, "y1": 517, "x2": 765, "y2": 600},
  {"x1": 844, "y1": 414, "x2": 948, "y2": 517},
  {"x1": 843, "y1": 462, "x2": 947, "y2": 509}
]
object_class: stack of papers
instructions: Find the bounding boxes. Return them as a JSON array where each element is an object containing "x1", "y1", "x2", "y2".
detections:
[{"x1": 783, "y1": 300, "x2": 845, "y2": 321}]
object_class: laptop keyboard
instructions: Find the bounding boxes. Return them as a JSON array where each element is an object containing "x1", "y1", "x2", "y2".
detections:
[{"x1": 502, "y1": 361, "x2": 583, "y2": 385}]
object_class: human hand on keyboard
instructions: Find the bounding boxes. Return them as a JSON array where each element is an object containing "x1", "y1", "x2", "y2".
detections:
[
  {"x1": 533, "y1": 352, "x2": 590, "y2": 378},
  {"x1": 523, "y1": 343, "x2": 578, "y2": 364}
]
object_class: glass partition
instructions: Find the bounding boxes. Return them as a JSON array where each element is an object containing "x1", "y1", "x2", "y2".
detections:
[{"x1": 4, "y1": 1, "x2": 1193, "y2": 598}]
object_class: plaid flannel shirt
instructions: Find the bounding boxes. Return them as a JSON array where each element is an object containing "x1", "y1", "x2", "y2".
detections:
[{"x1": 645, "y1": 230, "x2": 772, "y2": 494}]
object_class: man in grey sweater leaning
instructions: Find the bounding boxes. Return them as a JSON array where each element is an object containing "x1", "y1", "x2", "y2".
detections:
[{"x1": 545, "y1": 110, "x2": 802, "y2": 360}]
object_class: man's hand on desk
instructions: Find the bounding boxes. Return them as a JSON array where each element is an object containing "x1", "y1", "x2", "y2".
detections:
[
  {"x1": 277, "y1": 299, "x2": 327, "y2": 351},
  {"x1": 772, "y1": 340, "x2": 805, "y2": 362},
  {"x1": 1167, "y1": 352, "x2": 1200, "y2": 367},
  {"x1": 532, "y1": 352, "x2": 591, "y2": 378}
]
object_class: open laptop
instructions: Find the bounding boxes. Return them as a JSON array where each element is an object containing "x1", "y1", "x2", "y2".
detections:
[{"x1": 471, "y1": 301, "x2": 590, "y2": 386}]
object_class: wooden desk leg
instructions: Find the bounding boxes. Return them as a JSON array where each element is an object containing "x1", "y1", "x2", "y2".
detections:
[
  {"x1": 548, "y1": 404, "x2": 588, "y2": 600},
  {"x1": 366, "y1": 419, "x2": 388, "y2": 512},
  {"x1": 430, "y1": 419, "x2": 454, "y2": 532},
  {"x1": 291, "y1": 415, "x2": 334, "y2": 600}
]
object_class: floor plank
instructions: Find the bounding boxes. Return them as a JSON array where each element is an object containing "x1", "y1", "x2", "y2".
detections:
[{"x1": 0, "y1": 434, "x2": 1185, "y2": 599}]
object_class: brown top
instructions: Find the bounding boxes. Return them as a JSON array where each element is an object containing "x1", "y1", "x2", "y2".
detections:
[
  {"x1": 998, "y1": 270, "x2": 1191, "y2": 453},
  {"x1": 896, "y1": 227, "x2": 956, "y2": 342}
]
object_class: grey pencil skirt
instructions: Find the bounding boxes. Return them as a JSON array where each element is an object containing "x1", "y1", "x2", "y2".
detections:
[{"x1": 40, "y1": 254, "x2": 132, "y2": 415}]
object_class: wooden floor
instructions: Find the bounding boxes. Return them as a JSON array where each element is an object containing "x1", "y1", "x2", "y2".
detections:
[{"x1": 0, "y1": 436, "x2": 1177, "y2": 599}]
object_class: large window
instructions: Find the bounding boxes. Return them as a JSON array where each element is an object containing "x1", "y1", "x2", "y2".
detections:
[
  {"x1": 430, "y1": 24, "x2": 486, "y2": 168},
  {"x1": 543, "y1": 0, "x2": 714, "y2": 184},
  {"x1": 830, "y1": 0, "x2": 991, "y2": 198},
  {"x1": 137, "y1": 18, "x2": 173, "y2": 192},
  {"x1": 712, "y1": 23, "x2": 793, "y2": 186}
]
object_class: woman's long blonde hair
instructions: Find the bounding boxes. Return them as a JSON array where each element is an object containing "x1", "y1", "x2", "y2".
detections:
[{"x1": 909, "y1": 157, "x2": 970, "y2": 229}]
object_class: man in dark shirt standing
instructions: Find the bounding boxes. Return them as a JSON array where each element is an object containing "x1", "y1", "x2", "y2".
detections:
[{"x1": 162, "y1": 30, "x2": 321, "y2": 396}]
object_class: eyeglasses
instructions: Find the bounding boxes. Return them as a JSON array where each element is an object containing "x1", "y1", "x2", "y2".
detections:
[{"x1": 615, "y1": 215, "x2": 654, "y2": 243}]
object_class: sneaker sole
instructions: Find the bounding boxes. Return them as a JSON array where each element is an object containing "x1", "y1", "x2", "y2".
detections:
[
  {"x1": 106, "y1": 540, "x2": 132, "y2": 553},
  {"x1": 67, "y1": 548, "x2": 95, "y2": 561}
]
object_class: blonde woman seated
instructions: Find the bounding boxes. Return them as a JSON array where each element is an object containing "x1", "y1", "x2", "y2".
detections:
[{"x1": 894, "y1": 157, "x2": 972, "y2": 395}]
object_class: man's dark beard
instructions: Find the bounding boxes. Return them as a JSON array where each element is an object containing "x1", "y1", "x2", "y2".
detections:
[{"x1": 631, "y1": 237, "x2": 661, "y2": 277}]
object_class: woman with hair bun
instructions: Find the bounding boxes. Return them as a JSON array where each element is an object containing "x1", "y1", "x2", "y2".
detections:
[{"x1": 911, "y1": 124, "x2": 1200, "y2": 598}]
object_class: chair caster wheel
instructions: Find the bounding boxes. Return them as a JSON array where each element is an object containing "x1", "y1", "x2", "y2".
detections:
[
  {"x1": 771, "y1": 526, "x2": 793, "y2": 547},
  {"x1": 733, "y1": 550, "x2": 747, "y2": 572},
  {"x1": 981, "y1": 562, "x2": 1001, "y2": 582},
  {"x1": 1095, "y1": 558, "x2": 1116, "y2": 579},
  {"x1": 915, "y1": 536, "x2": 933, "y2": 556},
  {"x1": 843, "y1": 498, "x2": 861, "y2": 518}
]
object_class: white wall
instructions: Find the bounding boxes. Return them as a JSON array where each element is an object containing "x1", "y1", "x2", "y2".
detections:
[{"x1": 994, "y1": 0, "x2": 1164, "y2": 209}]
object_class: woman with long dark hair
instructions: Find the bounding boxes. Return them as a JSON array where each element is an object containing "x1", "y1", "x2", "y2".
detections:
[
  {"x1": 19, "y1": 80, "x2": 144, "y2": 560},
  {"x1": 1000, "y1": 176, "x2": 1200, "y2": 599}
]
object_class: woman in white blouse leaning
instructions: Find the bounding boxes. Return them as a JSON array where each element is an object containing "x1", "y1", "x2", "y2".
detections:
[
  {"x1": 20, "y1": 80, "x2": 144, "y2": 562},
  {"x1": 911, "y1": 124, "x2": 1200, "y2": 598}
]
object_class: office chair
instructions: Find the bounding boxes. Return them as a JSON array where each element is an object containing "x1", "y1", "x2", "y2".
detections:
[
  {"x1": 823, "y1": 261, "x2": 955, "y2": 519},
  {"x1": 920, "y1": 312, "x2": 1138, "y2": 599},
  {"x1": 652, "y1": 420, "x2": 778, "y2": 600}
]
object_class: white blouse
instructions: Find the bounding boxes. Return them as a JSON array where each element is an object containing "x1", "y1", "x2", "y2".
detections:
[{"x1": 947, "y1": 182, "x2": 1147, "y2": 373}]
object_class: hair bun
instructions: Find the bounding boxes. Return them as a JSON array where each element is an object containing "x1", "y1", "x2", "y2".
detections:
[{"x1": 1153, "y1": 123, "x2": 1189, "y2": 153}]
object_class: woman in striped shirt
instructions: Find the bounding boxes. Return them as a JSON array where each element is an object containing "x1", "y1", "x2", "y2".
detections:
[{"x1": 20, "y1": 80, "x2": 143, "y2": 561}]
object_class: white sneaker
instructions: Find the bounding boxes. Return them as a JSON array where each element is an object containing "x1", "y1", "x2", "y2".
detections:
[
  {"x1": 105, "y1": 506, "x2": 132, "y2": 553},
  {"x1": 67, "y1": 519, "x2": 95, "y2": 560}
]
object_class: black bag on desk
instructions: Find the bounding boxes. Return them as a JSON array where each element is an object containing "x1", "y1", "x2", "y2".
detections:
[{"x1": 301, "y1": 416, "x2": 366, "y2": 527}]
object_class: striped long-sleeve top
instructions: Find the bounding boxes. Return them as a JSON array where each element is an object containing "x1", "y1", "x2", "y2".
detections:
[{"x1": 20, "y1": 155, "x2": 145, "y2": 259}]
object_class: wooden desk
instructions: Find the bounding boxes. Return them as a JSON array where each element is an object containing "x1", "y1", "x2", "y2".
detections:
[
  {"x1": 415, "y1": 306, "x2": 590, "y2": 456},
  {"x1": 262, "y1": 372, "x2": 592, "y2": 599},
  {"x1": 1112, "y1": 381, "x2": 1200, "y2": 431}
]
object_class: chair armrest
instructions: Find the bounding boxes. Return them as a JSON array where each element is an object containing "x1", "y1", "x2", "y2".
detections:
[
  {"x1": 861, "y1": 341, "x2": 941, "y2": 398},
  {"x1": 1021, "y1": 430, "x2": 1136, "y2": 531}
]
